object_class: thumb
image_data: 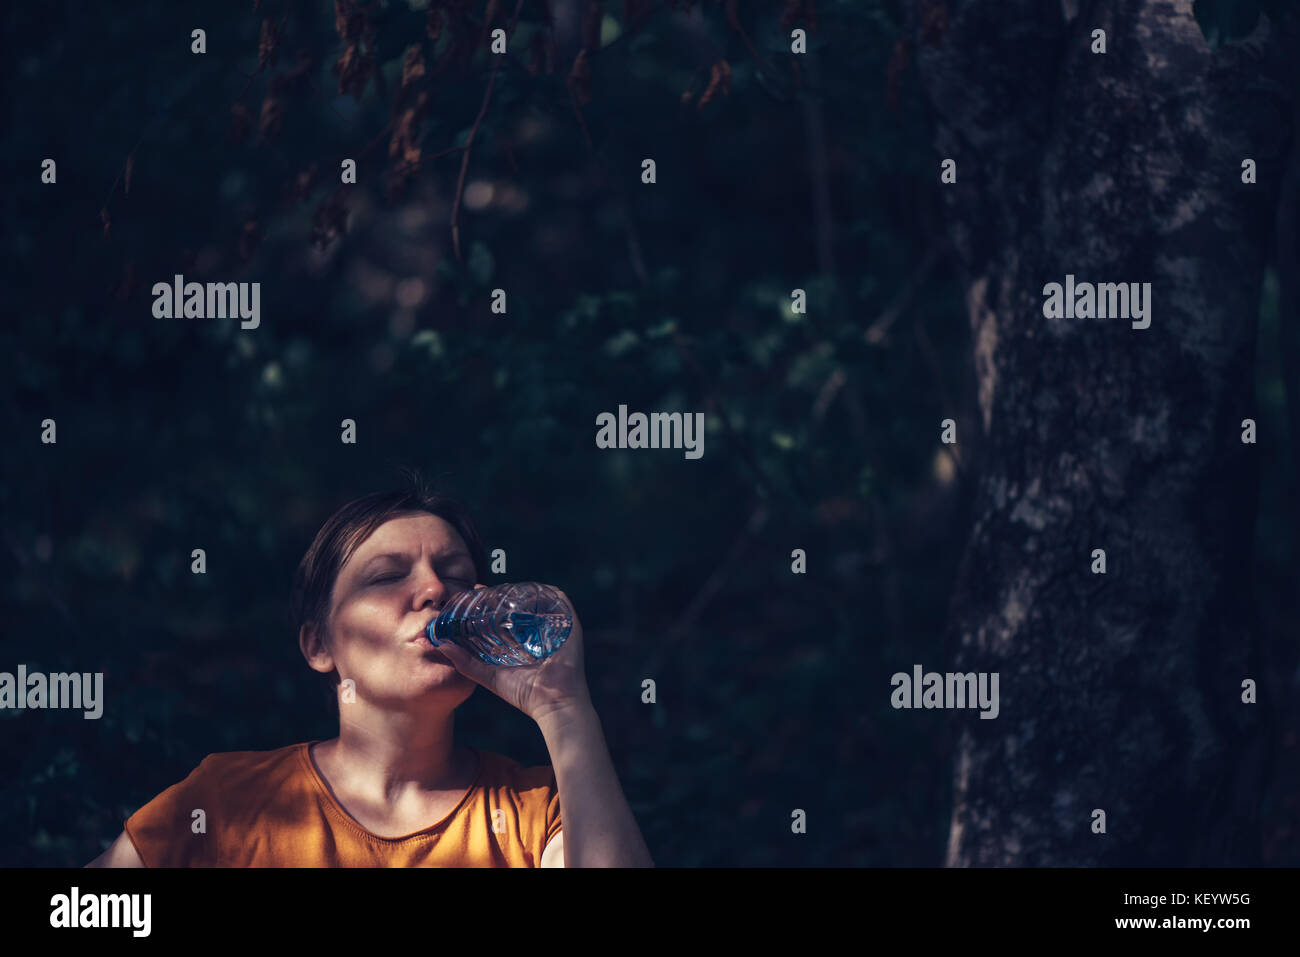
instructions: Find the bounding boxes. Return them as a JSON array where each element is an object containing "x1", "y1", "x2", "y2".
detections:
[{"x1": 432, "y1": 636, "x2": 484, "y2": 673}]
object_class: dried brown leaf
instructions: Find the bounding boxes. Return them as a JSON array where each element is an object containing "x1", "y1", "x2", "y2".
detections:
[
  {"x1": 402, "y1": 45, "x2": 425, "y2": 88},
  {"x1": 334, "y1": 43, "x2": 374, "y2": 99},
  {"x1": 389, "y1": 109, "x2": 422, "y2": 167},
  {"x1": 115, "y1": 262, "x2": 137, "y2": 302},
  {"x1": 919, "y1": 0, "x2": 948, "y2": 46},
  {"x1": 229, "y1": 102, "x2": 253, "y2": 146},
  {"x1": 398, "y1": 44, "x2": 426, "y2": 110},
  {"x1": 580, "y1": 0, "x2": 601, "y2": 50},
  {"x1": 258, "y1": 17, "x2": 279, "y2": 70},
  {"x1": 568, "y1": 49, "x2": 592, "y2": 106},
  {"x1": 780, "y1": 0, "x2": 819, "y2": 37},
  {"x1": 527, "y1": 27, "x2": 549, "y2": 75},
  {"x1": 335, "y1": 0, "x2": 362, "y2": 41},
  {"x1": 258, "y1": 94, "x2": 285, "y2": 142},
  {"x1": 240, "y1": 219, "x2": 261, "y2": 262},
  {"x1": 886, "y1": 37, "x2": 908, "y2": 115},
  {"x1": 697, "y1": 60, "x2": 731, "y2": 110},
  {"x1": 310, "y1": 189, "x2": 349, "y2": 251},
  {"x1": 625, "y1": 0, "x2": 655, "y2": 28},
  {"x1": 780, "y1": 0, "x2": 801, "y2": 34},
  {"x1": 724, "y1": 0, "x2": 740, "y2": 31},
  {"x1": 294, "y1": 162, "x2": 320, "y2": 204}
]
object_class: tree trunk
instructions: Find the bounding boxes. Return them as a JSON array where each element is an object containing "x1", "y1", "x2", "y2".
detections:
[{"x1": 911, "y1": 0, "x2": 1299, "y2": 865}]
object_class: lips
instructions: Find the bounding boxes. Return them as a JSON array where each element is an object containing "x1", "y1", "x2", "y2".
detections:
[{"x1": 408, "y1": 627, "x2": 453, "y2": 662}]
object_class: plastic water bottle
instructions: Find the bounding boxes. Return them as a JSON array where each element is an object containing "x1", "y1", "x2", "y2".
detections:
[{"x1": 427, "y1": 582, "x2": 573, "y2": 666}]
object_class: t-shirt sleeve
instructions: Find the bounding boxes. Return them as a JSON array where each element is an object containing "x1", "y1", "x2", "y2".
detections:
[{"x1": 123, "y1": 755, "x2": 221, "y2": 867}]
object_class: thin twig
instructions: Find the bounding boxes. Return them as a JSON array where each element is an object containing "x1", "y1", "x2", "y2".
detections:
[
  {"x1": 864, "y1": 240, "x2": 946, "y2": 344},
  {"x1": 801, "y1": 51, "x2": 836, "y2": 281},
  {"x1": 450, "y1": 0, "x2": 526, "y2": 262},
  {"x1": 913, "y1": 308, "x2": 966, "y2": 480},
  {"x1": 358, "y1": 116, "x2": 397, "y2": 160},
  {"x1": 450, "y1": 61, "x2": 502, "y2": 263},
  {"x1": 662, "y1": 503, "x2": 771, "y2": 647},
  {"x1": 811, "y1": 367, "x2": 846, "y2": 424},
  {"x1": 404, "y1": 143, "x2": 468, "y2": 172},
  {"x1": 720, "y1": 0, "x2": 791, "y2": 101},
  {"x1": 567, "y1": 82, "x2": 595, "y2": 152},
  {"x1": 656, "y1": 359, "x2": 851, "y2": 656}
]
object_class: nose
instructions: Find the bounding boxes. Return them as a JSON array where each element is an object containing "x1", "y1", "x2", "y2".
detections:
[{"x1": 412, "y1": 566, "x2": 454, "y2": 611}]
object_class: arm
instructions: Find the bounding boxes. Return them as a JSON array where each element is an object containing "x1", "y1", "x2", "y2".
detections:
[
  {"x1": 429, "y1": 587, "x2": 652, "y2": 867},
  {"x1": 85, "y1": 829, "x2": 145, "y2": 868},
  {"x1": 535, "y1": 703, "x2": 654, "y2": 868}
]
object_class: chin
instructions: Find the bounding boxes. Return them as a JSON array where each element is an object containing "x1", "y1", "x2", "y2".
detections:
[{"x1": 417, "y1": 659, "x2": 474, "y2": 688}]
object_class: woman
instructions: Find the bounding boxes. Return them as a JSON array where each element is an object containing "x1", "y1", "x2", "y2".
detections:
[{"x1": 86, "y1": 474, "x2": 653, "y2": 867}]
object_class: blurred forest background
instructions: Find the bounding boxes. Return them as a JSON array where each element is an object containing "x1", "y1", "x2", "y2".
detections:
[{"x1": 2, "y1": 0, "x2": 1296, "y2": 866}]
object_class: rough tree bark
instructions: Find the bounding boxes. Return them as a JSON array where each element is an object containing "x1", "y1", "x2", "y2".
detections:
[{"x1": 911, "y1": 0, "x2": 1299, "y2": 865}]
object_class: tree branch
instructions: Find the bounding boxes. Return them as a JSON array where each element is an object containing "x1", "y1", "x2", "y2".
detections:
[{"x1": 449, "y1": 0, "x2": 528, "y2": 263}]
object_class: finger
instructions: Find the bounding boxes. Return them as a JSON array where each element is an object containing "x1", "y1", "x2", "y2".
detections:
[
  {"x1": 440, "y1": 644, "x2": 497, "y2": 684},
  {"x1": 432, "y1": 638, "x2": 477, "y2": 672}
]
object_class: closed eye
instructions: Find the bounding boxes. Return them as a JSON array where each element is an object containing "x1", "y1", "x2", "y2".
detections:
[{"x1": 371, "y1": 574, "x2": 471, "y2": 586}]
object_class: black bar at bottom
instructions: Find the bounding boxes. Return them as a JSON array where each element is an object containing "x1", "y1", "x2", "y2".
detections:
[{"x1": 2, "y1": 866, "x2": 1287, "y2": 942}]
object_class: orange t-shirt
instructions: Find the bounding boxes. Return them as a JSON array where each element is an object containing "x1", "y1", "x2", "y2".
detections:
[{"x1": 123, "y1": 741, "x2": 562, "y2": 867}]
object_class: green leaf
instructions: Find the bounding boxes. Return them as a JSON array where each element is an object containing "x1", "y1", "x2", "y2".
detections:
[
  {"x1": 468, "y1": 242, "x2": 495, "y2": 285},
  {"x1": 411, "y1": 329, "x2": 444, "y2": 358},
  {"x1": 603, "y1": 330, "x2": 640, "y2": 358},
  {"x1": 645, "y1": 318, "x2": 677, "y2": 339},
  {"x1": 600, "y1": 15, "x2": 623, "y2": 48}
]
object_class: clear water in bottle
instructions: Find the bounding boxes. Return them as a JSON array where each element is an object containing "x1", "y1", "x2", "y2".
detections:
[{"x1": 428, "y1": 582, "x2": 572, "y2": 666}]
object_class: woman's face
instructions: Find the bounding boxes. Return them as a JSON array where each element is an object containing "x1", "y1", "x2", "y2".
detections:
[{"x1": 312, "y1": 511, "x2": 479, "y2": 708}]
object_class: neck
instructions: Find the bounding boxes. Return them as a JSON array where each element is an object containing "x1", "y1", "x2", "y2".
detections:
[{"x1": 324, "y1": 706, "x2": 468, "y2": 801}]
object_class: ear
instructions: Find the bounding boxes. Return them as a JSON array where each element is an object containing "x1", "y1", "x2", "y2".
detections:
[{"x1": 299, "y1": 622, "x2": 336, "y2": 675}]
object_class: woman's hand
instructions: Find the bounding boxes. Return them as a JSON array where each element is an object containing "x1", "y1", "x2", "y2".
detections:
[{"x1": 432, "y1": 584, "x2": 593, "y2": 724}]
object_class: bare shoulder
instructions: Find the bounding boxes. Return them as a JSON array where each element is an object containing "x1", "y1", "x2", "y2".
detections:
[{"x1": 85, "y1": 829, "x2": 145, "y2": 868}]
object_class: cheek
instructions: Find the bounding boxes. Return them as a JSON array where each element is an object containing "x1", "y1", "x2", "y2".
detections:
[
  {"x1": 341, "y1": 595, "x2": 395, "y2": 628},
  {"x1": 330, "y1": 605, "x2": 401, "y2": 660}
]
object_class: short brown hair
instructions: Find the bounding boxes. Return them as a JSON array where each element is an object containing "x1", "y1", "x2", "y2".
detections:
[{"x1": 290, "y1": 467, "x2": 490, "y2": 709}]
